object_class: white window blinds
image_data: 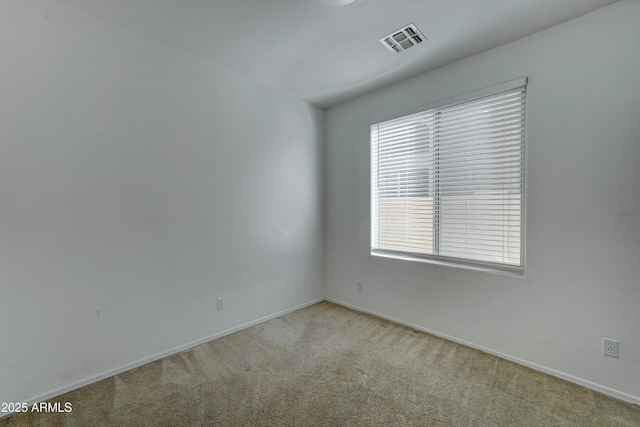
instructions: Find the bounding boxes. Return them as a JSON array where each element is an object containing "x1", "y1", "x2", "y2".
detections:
[{"x1": 371, "y1": 79, "x2": 526, "y2": 275}]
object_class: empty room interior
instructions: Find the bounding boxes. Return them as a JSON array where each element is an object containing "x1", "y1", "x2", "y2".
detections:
[{"x1": 1, "y1": 0, "x2": 639, "y2": 425}]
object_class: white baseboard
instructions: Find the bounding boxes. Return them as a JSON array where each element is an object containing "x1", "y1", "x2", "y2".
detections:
[
  {"x1": 0, "y1": 297, "x2": 324, "y2": 420},
  {"x1": 326, "y1": 297, "x2": 640, "y2": 407}
]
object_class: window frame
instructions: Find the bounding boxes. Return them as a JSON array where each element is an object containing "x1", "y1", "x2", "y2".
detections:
[{"x1": 370, "y1": 78, "x2": 527, "y2": 277}]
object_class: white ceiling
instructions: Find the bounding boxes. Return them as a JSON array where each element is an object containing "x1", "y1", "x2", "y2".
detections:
[{"x1": 57, "y1": 0, "x2": 619, "y2": 108}]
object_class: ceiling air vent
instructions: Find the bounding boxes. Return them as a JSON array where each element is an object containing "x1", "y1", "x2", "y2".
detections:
[{"x1": 380, "y1": 23, "x2": 426, "y2": 53}]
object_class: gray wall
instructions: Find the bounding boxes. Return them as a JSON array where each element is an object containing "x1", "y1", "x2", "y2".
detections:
[
  {"x1": 325, "y1": 0, "x2": 640, "y2": 402},
  {"x1": 0, "y1": 0, "x2": 324, "y2": 404}
]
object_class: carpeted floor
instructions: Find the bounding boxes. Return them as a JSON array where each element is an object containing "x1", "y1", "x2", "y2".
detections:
[{"x1": 2, "y1": 301, "x2": 639, "y2": 426}]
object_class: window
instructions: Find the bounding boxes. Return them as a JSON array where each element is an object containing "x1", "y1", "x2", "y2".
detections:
[{"x1": 371, "y1": 78, "x2": 526, "y2": 275}]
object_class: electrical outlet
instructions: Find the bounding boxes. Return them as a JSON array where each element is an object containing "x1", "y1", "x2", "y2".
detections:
[
  {"x1": 357, "y1": 281, "x2": 363, "y2": 291},
  {"x1": 602, "y1": 338, "x2": 618, "y2": 358},
  {"x1": 217, "y1": 297, "x2": 225, "y2": 311}
]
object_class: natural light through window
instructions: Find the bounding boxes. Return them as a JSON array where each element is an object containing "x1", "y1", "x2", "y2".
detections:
[{"x1": 371, "y1": 79, "x2": 526, "y2": 275}]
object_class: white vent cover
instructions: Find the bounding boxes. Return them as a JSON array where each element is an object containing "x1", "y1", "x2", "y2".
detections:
[{"x1": 380, "y1": 23, "x2": 426, "y2": 53}]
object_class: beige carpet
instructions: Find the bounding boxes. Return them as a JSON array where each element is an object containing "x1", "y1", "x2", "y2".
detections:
[{"x1": 2, "y1": 301, "x2": 639, "y2": 426}]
